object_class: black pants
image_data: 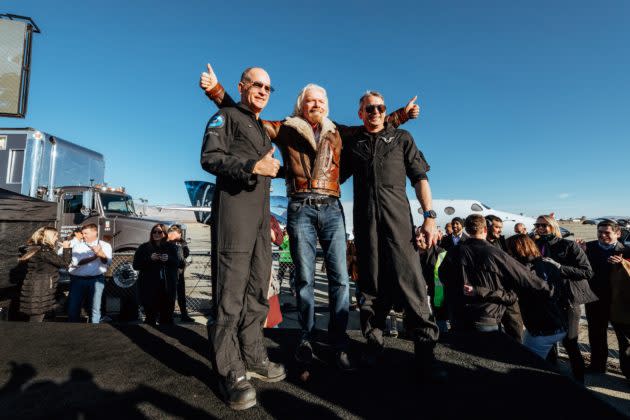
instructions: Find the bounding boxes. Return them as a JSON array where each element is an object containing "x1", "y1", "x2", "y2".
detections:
[
  {"x1": 501, "y1": 301, "x2": 524, "y2": 343},
  {"x1": 563, "y1": 306, "x2": 584, "y2": 381},
  {"x1": 176, "y1": 271, "x2": 188, "y2": 315},
  {"x1": 359, "y1": 234, "x2": 439, "y2": 345},
  {"x1": 144, "y1": 286, "x2": 175, "y2": 325},
  {"x1": 585, "y1": 300, "x2": 610, "y2": 370},
  {"x1": 612, "y1": 322, "x2": 630, "y2": 380},
  {"x1": 209, "y1": 227, "x2": 270, "y2": 378}
]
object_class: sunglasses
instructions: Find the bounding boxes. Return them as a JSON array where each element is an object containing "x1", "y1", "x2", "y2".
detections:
[
  {"x1": 365, "y1": 104, "x2": 386, "y2": 114},
  {"x1": 243, "y1": 77, "x2": 274, "y2": 94},
  {"x1": 152, "y1": 230, "x2": 164, "y2": 234},
  {"x1": 534, "y1": 223, "x2": 549, "y2": 228}
]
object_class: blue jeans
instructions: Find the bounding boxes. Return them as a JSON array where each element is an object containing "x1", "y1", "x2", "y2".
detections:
[
  {"x1": 523, "y1": 329, "x2": 567, "y2": 359},
  {"x1": 287, "y1": 198, "x2": 349, "y2": 349},
  {"x1": 68, "y1": 275, "x2": 105, "y2": 323}
]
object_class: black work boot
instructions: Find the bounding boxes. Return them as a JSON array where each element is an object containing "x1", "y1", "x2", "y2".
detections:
[
  {"x1": 361, "y1": 329, "x2": 384, "y2": 367},
  {"x1": 219, "y1": 371, "x2": 257, "y2": 410},
  {"x1": 336, "y1": 350, "x2": 357, "y2": 372},
  {"x1": 295, "y1": 340, "x2": 314, "y2": 364},
  {"x1": 414, "y1": 341, "x2": 448, "y2": 383},
  {"x1": 246, "y1": 358, "x2": 286, "y2": 383}
]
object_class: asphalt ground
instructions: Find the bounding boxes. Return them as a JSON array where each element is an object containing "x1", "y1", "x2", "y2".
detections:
[{"x1": 0, "y1": 322, "x2": 624, "y2": 419}]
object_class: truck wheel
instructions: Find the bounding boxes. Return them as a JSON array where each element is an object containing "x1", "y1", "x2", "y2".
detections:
[{"x1": 112, "y1": 261, "x2": 138, "y2": 289}]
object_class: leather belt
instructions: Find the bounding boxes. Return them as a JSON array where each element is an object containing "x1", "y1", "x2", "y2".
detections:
[
  {"x1": 291, "y1": 195, "x2": 337, "y2": 206},
  {"x1": 290, "y1": 179, "x2": 339, "y2": 193}
]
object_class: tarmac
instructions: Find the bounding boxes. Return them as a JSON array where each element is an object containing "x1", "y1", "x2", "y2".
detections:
[{"x1": 0, "y1": 322, "x2": 624, "y2": 419}]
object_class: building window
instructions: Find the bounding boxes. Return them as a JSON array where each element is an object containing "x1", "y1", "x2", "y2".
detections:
[{"x1": 7, "y1": 149, "x2": 25, "y2": 184}]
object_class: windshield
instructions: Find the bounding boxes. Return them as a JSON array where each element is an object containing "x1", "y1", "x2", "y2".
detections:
[
  {"x1": 100, "y1": 193, "x2": 136, "y2": 215},
  {"x1": 481, "y1": 203, "x2": 492, "y2": 210}
]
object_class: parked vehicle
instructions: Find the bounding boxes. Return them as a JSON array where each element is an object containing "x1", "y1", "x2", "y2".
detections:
[{"x1": 0, "y1": 128, "x2": 183, "y2": 310}]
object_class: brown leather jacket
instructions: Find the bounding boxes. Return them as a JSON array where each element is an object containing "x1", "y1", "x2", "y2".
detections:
[{"x1": 205, "y1": 84, "x2": 409, "y2": 197}]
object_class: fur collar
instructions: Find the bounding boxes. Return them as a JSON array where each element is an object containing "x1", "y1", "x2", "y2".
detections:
[{"x1": 283, "y1": 116, "x2": 336, "y2": 150}]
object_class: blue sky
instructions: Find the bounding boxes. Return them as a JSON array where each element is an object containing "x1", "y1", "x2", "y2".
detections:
[{"x1": 2, "y1": 1, "x2": 629, "y2": 218}]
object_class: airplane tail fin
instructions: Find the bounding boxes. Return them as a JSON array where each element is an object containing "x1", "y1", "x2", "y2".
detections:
[{"x1": 184, "y1": 180, "x2": 215, "y2": 224}]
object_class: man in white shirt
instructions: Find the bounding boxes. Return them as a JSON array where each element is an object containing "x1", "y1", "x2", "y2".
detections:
[{"x1": 67, "y1": 223, "x2": 112, "y2": 323}]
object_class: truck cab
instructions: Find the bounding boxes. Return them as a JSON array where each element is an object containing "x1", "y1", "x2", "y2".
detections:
[{"x1": 56, "y1": 185, "x2": 183, "y2": 252}]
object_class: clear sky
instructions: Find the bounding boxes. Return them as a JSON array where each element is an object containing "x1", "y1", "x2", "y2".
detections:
[{"x1": 2, "y1": 1, "x2": 629, "y2": 218}]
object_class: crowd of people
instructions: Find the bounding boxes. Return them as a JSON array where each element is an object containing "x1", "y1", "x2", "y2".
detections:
[
  {"x1": 8, "y1": 223, "x2": 192, "y2": 326},
  {"x1": 416, "y1": 214, "x2": 630, "y2": 385}
]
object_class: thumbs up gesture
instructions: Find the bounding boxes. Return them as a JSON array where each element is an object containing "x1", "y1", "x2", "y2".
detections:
[
  {"x1": 405, "y1": 95, "x2": 420, "y2": 119},
  {"x1": 200, "y1": 63, "x2": 218, "y2": 92},
  {"x1": 253, "y1": 146, "x2": 281, "y2": 177}
]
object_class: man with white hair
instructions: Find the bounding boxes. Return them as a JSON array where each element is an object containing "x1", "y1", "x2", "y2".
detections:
[{"x1": 200, "y1": 64, "x2": 418, "y2": 370}]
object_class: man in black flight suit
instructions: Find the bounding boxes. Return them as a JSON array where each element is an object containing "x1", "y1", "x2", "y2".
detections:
[
  {"x1": 341, "y1": 90, "x2": 445, "y2": 381},
  {"x1": 200, "y1": 67, "x2": 285, "y2": 411}
]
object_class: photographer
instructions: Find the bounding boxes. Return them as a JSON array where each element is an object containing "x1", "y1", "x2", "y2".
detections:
[{"x1": 134, "y1": 224, "x2": 180, "y2": 325}]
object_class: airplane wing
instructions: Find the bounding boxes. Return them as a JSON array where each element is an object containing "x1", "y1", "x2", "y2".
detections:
[{"x1": 156, "y1": 206, "x2": 212, "y2": 212}]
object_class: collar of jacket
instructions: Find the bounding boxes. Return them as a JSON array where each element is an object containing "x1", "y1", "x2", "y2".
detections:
[
  {"x1": 283, "y1": 116, "x2": 336, "y2": 150},
  {"x1": 362, "y1": 122, "x2": 396, "y2": 138},
  {"x1": 236, "y1": 102, "x2": 259, "y2": 118}
]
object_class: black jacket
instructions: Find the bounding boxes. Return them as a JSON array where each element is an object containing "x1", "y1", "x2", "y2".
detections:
[
  {"x1": 585, "y1": 240, "x2": 630, "y2": 301},
  {"x1": 487, "y1": 235, "x2": 507, "y2": 252},
  {"x1": 133, "y1": 241, "x2": 180, "y2": 307},
  {"x1": 200, "y1": 103, "x2": 272, "y2": 253},
  {"x1": 11, "y1": 246, "x2": 71, "y2": 316},
  {"x1": 518, "y1": 257, "x2": 569, "y2": 336},
  {"x1": 439, "y1": 238, "x2": 550, "y2": 329},
  {"x1": 535, "y1": 237, "x2": 597, "y2": 306}
]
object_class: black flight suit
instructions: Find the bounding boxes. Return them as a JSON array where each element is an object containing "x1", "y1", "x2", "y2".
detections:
[
  {"x1": 341, "y1": 124, "x2": 439, "y2": 344},
  {"x1": 201, "y1": 102, "x2": 272, "y2": 378}
]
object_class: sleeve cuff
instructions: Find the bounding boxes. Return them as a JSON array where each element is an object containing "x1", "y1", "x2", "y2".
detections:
[
  {"x1": 244, "y1": 159, "x2": 257, "y2": 174},
  {"x1": 205, "y1": 82, "x2": 225, "y2": 100}
]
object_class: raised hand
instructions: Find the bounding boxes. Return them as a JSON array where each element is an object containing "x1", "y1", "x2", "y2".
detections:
[
  {"x1": 200, "y1": 63, "x2": 218, "y2": 92},
  {"x1": 405, "y1": 95, "x2": 420, "y2": 119},
  {"x1": 253, "y1": 146, "x2": 281, "y2": 177}
]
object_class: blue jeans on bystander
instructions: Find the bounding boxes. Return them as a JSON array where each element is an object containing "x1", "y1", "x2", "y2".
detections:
[{"x1": 68, "y1": 275, "x2": 105, "y2": 323}]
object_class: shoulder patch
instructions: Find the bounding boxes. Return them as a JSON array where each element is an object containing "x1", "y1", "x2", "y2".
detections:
[{"x1": 208, "y1": 114, "x2": 225, "y2": 128}]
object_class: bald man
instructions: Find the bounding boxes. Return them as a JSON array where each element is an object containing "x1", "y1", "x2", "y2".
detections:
[{"x1": 201, "y1": 67, "x2": 285, "y2": 410}]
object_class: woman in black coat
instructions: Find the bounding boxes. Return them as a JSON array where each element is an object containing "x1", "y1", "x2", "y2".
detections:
[
  {"x1": 534, "y1": 215, "x2": 596, "y2": 383},
  {"x1": 507, "y1": 234, "x2": 569, "y2": 359},
  {"x1": 11, "y1": 227, "x2": 72, "y2": 321},
  {"x1": 133, "y1": 224, "x2": 180, "y2": 325}
]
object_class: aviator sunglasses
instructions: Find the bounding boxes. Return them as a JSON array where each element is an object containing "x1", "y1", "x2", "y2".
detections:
[
  {"x1": 365, "y1": 104, "x2": 386, "y2": 114},
  {"x1": 242, "y1": 77, "x2": 275, "y2": 94}
]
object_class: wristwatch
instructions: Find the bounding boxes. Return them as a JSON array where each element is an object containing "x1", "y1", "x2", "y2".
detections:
[{"x1": 423, "y1": 210, "x2": 437, "y2": 219}]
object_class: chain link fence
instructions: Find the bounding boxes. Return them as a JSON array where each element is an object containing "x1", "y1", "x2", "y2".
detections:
[{"x1": 103, "y1": 250, "x2": 300, "y2": 317}]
